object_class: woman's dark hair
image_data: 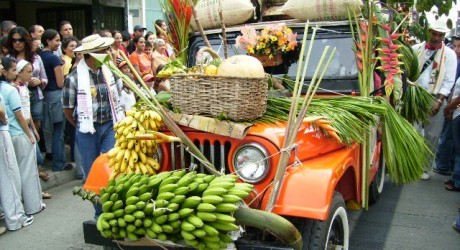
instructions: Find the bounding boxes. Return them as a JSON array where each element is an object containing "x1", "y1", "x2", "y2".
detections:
[
  {"x1": 155, "y1": 19, "x2": 165, "y2": 36},
  {"x1": 121, "y1": 30, "x2": 131, "y2": 42},
  {"x1": 6, "y1": 26, "x2": 35, "y2": 63},
  {"x1": 154, "y1": 64, "x2": 166, "y2": 89},
  {"x1": 0, "y1": 57, "x2": 16, "y2": 81},
  {"x1": 133, "y1": 35, "x2": 144, "y2": 44},
  {"x1": 61, "y1": 36, "x2": 79, "y2": 54},
  {"x1": 145, "y1": 31, "x2": 154, "y2": 41},
  {"x1": 41, "y1": 29, "x2": 59, "y2": 47},
  {"x1": 111, "y1": 30, "x2": 121, "y2": 38}
]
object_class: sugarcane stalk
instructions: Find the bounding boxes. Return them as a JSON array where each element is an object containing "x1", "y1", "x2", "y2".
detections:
[
  {"x1": 234, "y1": 207, "x2": 302, "y2": 250},
  {"x1": 218, "y1": 0, "x2": 228, "y2": 59},
  {"x1": 72, "y1": 186, "x2": 101, "y2": 204},
  {"x1": 266, "y1": 24, "x2": 336, "y2": 212},
  {"x1": 188, "y1": 0, "x2": 211, "y2": 48}
]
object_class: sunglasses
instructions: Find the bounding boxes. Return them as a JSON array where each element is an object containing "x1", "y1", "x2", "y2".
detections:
[{"x1": 11, "y1": 37, "x2": 25, "y2": 43}]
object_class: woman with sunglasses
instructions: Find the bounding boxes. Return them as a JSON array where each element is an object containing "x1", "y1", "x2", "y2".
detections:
[{"x1": 6, "y1": 26, "x2": 49, "y2": 181}]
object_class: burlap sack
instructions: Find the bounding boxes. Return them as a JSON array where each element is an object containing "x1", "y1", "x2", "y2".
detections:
[
  {"x1": 190, "y1": 0, "x2": 256, "y2": 30},
  {"x1": 279, "y1": 0, "x2": 363, "y2": 21}
]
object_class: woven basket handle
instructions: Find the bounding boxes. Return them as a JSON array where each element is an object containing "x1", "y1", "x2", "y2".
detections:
[{"x1": 195, "y1": 47, "x2": 221, "y2": 65}]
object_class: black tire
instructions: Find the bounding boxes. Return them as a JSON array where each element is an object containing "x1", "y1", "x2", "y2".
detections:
[
  {"x1": 296, "y1": 192, "x2": 349, "y2": 250},
  {"x1": 369, "y1": 152, "x2": 386, "y2": 204}
]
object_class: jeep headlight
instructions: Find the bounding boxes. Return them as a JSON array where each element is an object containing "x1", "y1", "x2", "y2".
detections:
[{"x1": 233, "y1": 143, "x2": 269, "y2": 183}]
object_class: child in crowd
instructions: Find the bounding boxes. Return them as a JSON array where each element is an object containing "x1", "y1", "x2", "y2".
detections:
[
  {"x1": 142, "y1": 73, "x2": 156, "y2": 96},
  {"x1": 118, "y1": 61, "x2": 136, "y2": 112},
  {"x1": 1, "y1": 57, "x2": 45, "y2": 215},
  {"x1": 154, "y1": 64, "x2": 170, "y2": 93},
  {"x1": 15, "y1": 59, "x2": 52, "y2": 196},
  {"x1": 0, "y1": 57, "x2": 35, "y2": 231}
]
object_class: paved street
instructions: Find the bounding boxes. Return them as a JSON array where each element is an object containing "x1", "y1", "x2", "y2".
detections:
[{"x1": 0, "y1": 172, "x2": 459, "y2": 249}]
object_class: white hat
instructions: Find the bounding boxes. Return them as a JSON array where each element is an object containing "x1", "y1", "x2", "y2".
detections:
[
  {"x1": 429, "y1": 19, "x2": 450, "y2": 33},
  {"x1": 74, "y1": 34, "x2": 114, "y2": 54},
  {"x1": 16, "y1": 59, "x2": 30, "y2": 74}
]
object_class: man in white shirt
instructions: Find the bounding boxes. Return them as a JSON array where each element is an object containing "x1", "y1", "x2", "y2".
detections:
[{"x1": 412, "y1": 19, "x2": 457, "y2": 180}]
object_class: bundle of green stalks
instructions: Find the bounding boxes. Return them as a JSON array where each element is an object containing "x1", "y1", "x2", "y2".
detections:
[
  {"x1": 377, "y1": 97, "x2": 431, "y2": 184},
  {"x1": 262, "y1": 95, "x2": 430, "y2": 184},
  {"x1": 397, "y1": 41, "x2": 435, "y2": 124},
  {"x1": 261, "y1": 96, "x2": 387, "y2": 145},
  {"x1": 400, "y1": 85, "x2": 436, "y2": 124}
]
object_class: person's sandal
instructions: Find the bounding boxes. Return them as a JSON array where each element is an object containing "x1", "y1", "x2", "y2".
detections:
[
  {"x1": 42, "y1": 192, "x2": 52, "y2": 199},
  {"x1": 39, "y1": 171, "x2": 49, "y2": 181},
  {"x1": 445, "y1": 183, "x2": 460, "y2": 192}
]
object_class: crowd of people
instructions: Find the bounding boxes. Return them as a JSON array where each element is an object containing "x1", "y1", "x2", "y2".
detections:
[
  {"x1": 410, "y1": 19, "x2": 460, "y2": 233},
  {"x1": 0, "y1": 19, "x2": 174, "y2": 235}
]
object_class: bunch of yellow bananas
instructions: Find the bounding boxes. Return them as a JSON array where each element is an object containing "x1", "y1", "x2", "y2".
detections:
[
  {"x1": 97, "y1": 171, "x2": 253, "y2": 249},
  {"x1": 106, "y1": 106, "x2": 164, "y2": 175}
]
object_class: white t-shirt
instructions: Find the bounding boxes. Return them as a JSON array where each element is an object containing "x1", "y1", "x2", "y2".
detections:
[
  {"x1": 120, "y1": 88, "x2": 136, "y2": 113},
  {"x1": 17, "y1": 84, "x2": 31, "y2": 121}
]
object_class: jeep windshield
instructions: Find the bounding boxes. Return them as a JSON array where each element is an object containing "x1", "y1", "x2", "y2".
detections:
[{"x1": 187, "y1": 23, "x2": 359, "y2": 94}]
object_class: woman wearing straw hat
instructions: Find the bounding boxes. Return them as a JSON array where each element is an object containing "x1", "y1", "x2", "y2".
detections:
[{"x1": 62, "y1": 35, "x2": 124, "y2": 218}]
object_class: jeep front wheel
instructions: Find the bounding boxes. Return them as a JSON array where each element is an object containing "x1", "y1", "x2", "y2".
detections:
[
  {"x1": 297, "y1": 192, "x2": 349, "y2": 250},
  {"x1": 369, "y1": 152, "x2": 386, "y2": 204}
]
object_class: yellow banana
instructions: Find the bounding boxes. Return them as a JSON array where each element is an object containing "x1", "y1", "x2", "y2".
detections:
[
  {"x1": 125, "y1": 108, "x2": 136, "y2": 117},
  {"x1": 148, "y1": 119, "x2": 157, "y2": 130},
  {"x1": 120, "y1": 141, "x2": 128, "y2": 149},
  {"x1": 123, "y1": 150, "x2": 131, "y2": 163},
  {"x1": 107, "y1": 147, "x2": 120, "y2": 158},
  {"x1": 115, "y1": 149, "x2": 125, "y2": 161},
  {"x1": 134, "y1": 110, "x2": 142, "y2": 119},
  {"x1": 127, "y1": 140, "x2": 135, "y2": 150},
  {"x1": 116, "y1": 125, "x2": 125, "y2": 135},
  {"x1": 134, "y1": 143, "x2": 141, "y2": 153},
  {"x1": 120, "y1": 160, "x2": 127, "y2": 173},
  {"x1": 139, "y1": 162, "x2": 148, "y2": 174}
]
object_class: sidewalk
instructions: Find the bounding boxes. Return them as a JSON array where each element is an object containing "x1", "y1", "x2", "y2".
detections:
[{"x1": 39, "y1": 145, "x2": 80, "y2": 191}]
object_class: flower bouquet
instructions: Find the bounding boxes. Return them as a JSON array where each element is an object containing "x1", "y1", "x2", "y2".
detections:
[{"x1": 236, "y1": 23, "x2": 298, "y2": 66}]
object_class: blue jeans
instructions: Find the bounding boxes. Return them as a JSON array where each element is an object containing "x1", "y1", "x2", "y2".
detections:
[
  {"x1": 51, "y1": 121, "x2": 66, "y2": 171},
  {"x1": 435, "y1": 119, "x2": 454, "y2": 173},
  {"x1": 452, "y1": 116, "x2": 460, "y2": 188},
  {"x1": 75, "y1": 121, "x2": 115, "y2": 180}
]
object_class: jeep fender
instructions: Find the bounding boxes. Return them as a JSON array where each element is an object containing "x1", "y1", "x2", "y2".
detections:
[{"x1": 260, "y1": 144, "x2": 361, "y2": 221}]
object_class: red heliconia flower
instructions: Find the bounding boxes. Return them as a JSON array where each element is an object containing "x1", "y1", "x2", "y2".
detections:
[
  {"x1": 376, "y1": 64, "x2": 391, "y2": 71},
  {"x1": 389, "y1": 68, "x2": 404, "y2": 75},
  {"x1": 380, "y1": 23, "x2": 392, "y2": 31},
  {"x1": 376, "y1": 47, "x2": 391, "y2": 54},
  {"x1": 376, "y1": 37, "x2": 392, "y2": 45},
  {"x1": 390, "y1": 33, "x2": 401, "y2": 40},
  {"x1": 360, "y1": 33, "x2": 367, "y2": 43},
  {"x1": 376, "y1": 56, "x2": 392, "y2": 62},
  {"x1": 359, "y1": 21, "x2": 368, "y2": 32},
  {"x1": 357, "y1": 60, "x2": 363, "y2": 72},
  {"x1": 389, "y1": 44, "x2": 401, "y2": 50},
  {"x1": 355, "y1": 52, "x2": 363, "y2": 61},
  {"x1": 389, "y1": 52, "x2": 402, "y2": 59}
]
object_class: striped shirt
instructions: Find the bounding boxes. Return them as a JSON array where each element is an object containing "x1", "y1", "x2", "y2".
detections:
[{"x1": 62, "y1": 67, "x2": 115, "y2": 124}]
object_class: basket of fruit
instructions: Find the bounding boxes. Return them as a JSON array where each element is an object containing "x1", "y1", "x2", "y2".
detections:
[{"x1": 169, "y1": 48, "x2": 268, "y2": 122}]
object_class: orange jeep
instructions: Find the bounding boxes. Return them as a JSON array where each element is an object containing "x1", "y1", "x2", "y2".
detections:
[{"x1": 83, "y1": 20, "x2": 385, "y2": 249}]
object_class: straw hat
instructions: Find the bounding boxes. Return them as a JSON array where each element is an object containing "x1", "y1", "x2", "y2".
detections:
[
  {"x1": 74, "y1": 34, "x2": 114, "y2": 54},
  {"x1": 428, "y1": 19, "x2": 450, "y2": 33}
]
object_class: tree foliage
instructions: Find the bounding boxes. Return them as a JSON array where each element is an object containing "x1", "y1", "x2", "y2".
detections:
[{"x1": 384, "y1": 0, "x2": 456, "y2": 16}]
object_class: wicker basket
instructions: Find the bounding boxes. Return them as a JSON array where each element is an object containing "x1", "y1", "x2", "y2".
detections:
[{"x1": 169, "y1": 74, "x2": 268, "y2": 122}]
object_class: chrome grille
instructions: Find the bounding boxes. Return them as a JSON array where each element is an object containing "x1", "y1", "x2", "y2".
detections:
[{"x1": 169, "y1": 139, "x2": 232, "y2": 174}]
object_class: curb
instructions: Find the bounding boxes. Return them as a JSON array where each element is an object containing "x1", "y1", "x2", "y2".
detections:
[{"x1": 40, "y1": 162, "x2": 79, "y2": 191}]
